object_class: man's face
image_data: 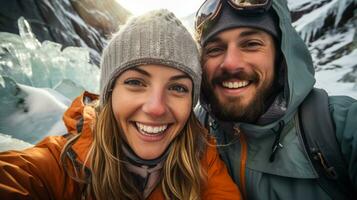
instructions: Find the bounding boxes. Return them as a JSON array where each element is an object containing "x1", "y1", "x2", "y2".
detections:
[{"x1": 202, "y1": 27, "x2": 276, "y2": 123}]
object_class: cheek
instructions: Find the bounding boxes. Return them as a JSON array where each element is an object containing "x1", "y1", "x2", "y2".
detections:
[
  {"x1": 177, "y1": 105, "x2": 191, "y2": 128},
  {"x1": 111, "y1": 90, "x2": 133, "y2": 126},
  {"x1": 255, "y1": 54, "x2": 275, "y2": 82},
  {"x1": 203, "y1": 64, "x2": 216, "y2": 82},
  {"x1": 264, "y1": 60, "x2": 276, "y2": 82},
  {"x1": 169, "y1": 98, "x2": 192, "y2": 128},
  {"x1": 111, "y1": 94, "x2": 122, "y2": 119}
]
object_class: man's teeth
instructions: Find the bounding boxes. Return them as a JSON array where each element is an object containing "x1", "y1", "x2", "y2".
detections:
[
  {"x1": 136, "y1": 122, "x2": 168, "y2": 135},
  {"x1": 222, "y1": 81, "x2": 249, "y2": 89}
]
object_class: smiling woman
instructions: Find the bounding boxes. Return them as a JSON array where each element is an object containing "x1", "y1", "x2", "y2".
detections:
[
  {"x1": 0, "y1": 9, "x2": 242, "y2": 200},
  {"x1": 111, "y1": 65, "x2": 193, "y2": 160}
]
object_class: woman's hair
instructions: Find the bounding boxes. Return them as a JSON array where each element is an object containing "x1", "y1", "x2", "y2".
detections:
[{"x1": 61, "y1": 96, "x2": 208, "y2": 199}]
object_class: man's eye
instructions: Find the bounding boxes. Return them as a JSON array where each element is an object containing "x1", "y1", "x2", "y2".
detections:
[
  {"x1": 242, "y1": 40, "x2": 262, "y2": 49},
  {"x1": 123, "y1": 79, "x2": 145, "y2": 86},
  {"x1": 205, "y1": 47, "x2": 224, "y2": 57},
  {"x1": 169, "y1": 85, "x2": 188, "y2": 93}
]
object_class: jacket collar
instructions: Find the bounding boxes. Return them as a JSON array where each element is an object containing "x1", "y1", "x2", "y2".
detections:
[{"x1": 63, "y1": 91, "x2": 98, "y2": 166}]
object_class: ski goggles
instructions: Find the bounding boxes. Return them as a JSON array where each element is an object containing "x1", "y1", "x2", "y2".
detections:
[{"x1": 195, "y1": 0, "x2": 273, "y2": 37}]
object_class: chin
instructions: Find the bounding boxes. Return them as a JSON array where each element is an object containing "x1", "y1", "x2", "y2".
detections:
[{"x1": 135, "y1": 148, "x2": 164, "y2": 160}]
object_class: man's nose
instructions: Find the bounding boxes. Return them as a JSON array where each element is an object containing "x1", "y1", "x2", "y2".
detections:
[
  {"x1": 220, "y1": 45, "x2": 245, "y2": 72},
  {"x1": 142, "y1": 90, "x2": 167, "y2": 117}
]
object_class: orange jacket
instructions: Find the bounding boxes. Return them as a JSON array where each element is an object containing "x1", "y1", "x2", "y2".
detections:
[{"x1": 0, "y1": 92, "x2": 242, "y2": 199}]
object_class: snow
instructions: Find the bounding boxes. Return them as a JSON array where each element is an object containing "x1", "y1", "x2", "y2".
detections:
[
  {"x1": 316, "y1": 71, "x2": 357, "y2": 98},
  {"x1": 288, "y1": 0, "x2": 321, "y2": 10},
  {"x1": 315, "y1": 49, "x2": 357, "y2": 98},
  {"x1": 309, "y1": 25, "x2": 355, "y2": 69},
  {"x1": 0, "y1": 75, "x2": 4, "y2": 87},
  {"x1": 20, "y1": 84, "x2": 68, "y2": 114},
  {"x1": 0, "y1": 133, "x2": 33, "y2": 152},
  {"x1": 314, "y1": 29, "x2": 354, "y2": 54},
  {"x1": 0, "y1": 75, "x2": 69, "y2": 144},
  {"x1": 293, "y1": 0, "x2": 354, "y2": 42}
]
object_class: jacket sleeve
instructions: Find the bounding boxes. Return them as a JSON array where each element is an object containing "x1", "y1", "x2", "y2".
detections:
[
  {"x1": 330, "y1": 96, "x2": 357, "y2": 190},
  {"x1": 0, "y1": 136, "x2": 68, "y2": 199},
  {"x1": 201, "y1": 143, "x2": 243, "y2": 200}
]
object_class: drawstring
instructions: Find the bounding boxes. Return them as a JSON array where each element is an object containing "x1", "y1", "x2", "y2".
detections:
[{"x1": 269, "y1": 121, "x2": 285, "y2": 162}]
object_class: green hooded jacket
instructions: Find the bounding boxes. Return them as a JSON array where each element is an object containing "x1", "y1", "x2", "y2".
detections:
[{"x1": 195, "y1": 0, "x2": 357, "y2": 199}]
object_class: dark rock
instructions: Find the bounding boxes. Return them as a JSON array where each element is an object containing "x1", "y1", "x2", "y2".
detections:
[
  {"x1": 0, "y1": 0, "x2": 130, "y2": 66},
  {"x1": 339, "y1": 64, "x2": 357, "y2": 82}
]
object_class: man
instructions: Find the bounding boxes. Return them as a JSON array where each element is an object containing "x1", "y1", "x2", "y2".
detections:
[{"x1": 194, "y1": 0, "x2": 357, "y2": 199}]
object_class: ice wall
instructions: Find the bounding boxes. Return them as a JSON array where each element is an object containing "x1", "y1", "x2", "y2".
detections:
[
  {"x1": 0, "y1": 17, "x2": 100, "y2": 145},
  {"x1": 0, "y1": 17, "x2": 100, "y2": 96}
]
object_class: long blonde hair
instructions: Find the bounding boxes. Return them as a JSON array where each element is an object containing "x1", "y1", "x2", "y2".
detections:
[{"x1": 61, "y1": 97, "x2": 207, "y2": 199}]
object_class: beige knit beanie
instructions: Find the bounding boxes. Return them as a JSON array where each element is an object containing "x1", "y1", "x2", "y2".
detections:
[{"x1": 99, "y1": 9, "x2": 201, "y2": 107}]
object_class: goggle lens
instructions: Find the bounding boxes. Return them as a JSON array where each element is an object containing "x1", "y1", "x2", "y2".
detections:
[
  {"x1": 229, "y1": 0, "x2": 271, "y2": 9},
  {"x1": 195, "y1": 0, "x2": 222, "y2": 31}
]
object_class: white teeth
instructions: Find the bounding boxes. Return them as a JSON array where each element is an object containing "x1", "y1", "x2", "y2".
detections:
[
  {"x1": 222, "y1": 81, "x2": 249, "y2": 89},
  {"x1": 136, "y1": 122, "x2": 168, "y2": 135}
]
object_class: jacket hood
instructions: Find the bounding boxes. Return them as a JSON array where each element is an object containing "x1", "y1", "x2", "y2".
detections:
[
  {"x1": 62, "y1": 91, "x2": 98, "y2": 163},
  {"x1": 200, "y1": 0, "x2": 315, "y2": 134}
]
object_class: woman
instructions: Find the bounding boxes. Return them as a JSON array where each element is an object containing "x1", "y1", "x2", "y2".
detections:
[{"x1": 0, "y1": 10, "x2": 242, "y2": 199}]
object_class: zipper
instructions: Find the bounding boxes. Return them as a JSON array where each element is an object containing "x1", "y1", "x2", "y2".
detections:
[{"x1": 233, "y1": 125, "x2": 248, "y2": 200}]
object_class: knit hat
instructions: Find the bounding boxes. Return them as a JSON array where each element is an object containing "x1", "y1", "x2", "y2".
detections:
[
  {"x1": 99, "y1": 9, "x2": 202, "y2": 107},
  {"x1": 201, "y1": 1, "x2": 280, "y2": 45}
]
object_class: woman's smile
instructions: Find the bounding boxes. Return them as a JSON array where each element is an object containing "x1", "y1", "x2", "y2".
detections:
[{"x1": 111, "y1": 64, "x2": 192, "y2": 160}]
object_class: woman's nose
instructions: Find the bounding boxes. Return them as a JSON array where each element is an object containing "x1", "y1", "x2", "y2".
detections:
[{"x1": 142, "y1": 91, "x2": 167, "y2": 117}]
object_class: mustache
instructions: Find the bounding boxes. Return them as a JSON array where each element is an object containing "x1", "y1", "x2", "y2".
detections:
[{"x1": 212, "y1": 70, "x2": 259, "y2": 85}]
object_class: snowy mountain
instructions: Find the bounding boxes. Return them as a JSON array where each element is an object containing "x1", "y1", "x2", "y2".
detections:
[{"x1": 289, "y1": 0, "x2": 357, "y2": 95}]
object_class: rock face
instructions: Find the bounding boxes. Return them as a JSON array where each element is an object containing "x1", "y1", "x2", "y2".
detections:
[
  {"x1": 290, "y1": 0, "x2": 357, "y2": 71},
  {"x1": 0, "y1": 0, "x2": 130, "y2": 65},
  {"x1": 71, "y1": 0, "x2": 129, "y2": 36}
]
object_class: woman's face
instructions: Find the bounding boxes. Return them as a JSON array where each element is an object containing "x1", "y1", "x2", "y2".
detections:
[{"x1": 111, "y1": 64, "x2": 193, "y2": 160}]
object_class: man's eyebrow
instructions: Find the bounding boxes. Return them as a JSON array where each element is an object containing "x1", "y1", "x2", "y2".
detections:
[
  {"x1": 204, "y1": 29, "x2": 265, "y2": 47},
  {"x1": 239, "y1": 30, "x2": 263, "y2": 37},
  {"x1": 204, "y1": 37, "x2": 223, "y2": 47}
]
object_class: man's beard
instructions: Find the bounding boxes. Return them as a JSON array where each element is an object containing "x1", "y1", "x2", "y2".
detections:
[{"x1": 202, "y1": 69, "x2": 275, "y2": 123}]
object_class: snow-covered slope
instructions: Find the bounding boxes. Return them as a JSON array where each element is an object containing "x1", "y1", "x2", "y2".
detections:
[
  {"x1": 0, "y1": 133, "x2": 33, "y2": 152},
  {"x1": 288, "y1": 0, "x2": 357, "y2": 97},
  {"x1": 0, "y1": 76, "x2": 68, "y2": 144}
]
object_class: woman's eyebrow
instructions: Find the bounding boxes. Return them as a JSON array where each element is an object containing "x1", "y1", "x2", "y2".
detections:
[
  {"x1": 170, "y1": 74, "x2": 191, "y2": 81},
  {"x1": 130, "y1": 67, "x2": 151, "y2": 77}
]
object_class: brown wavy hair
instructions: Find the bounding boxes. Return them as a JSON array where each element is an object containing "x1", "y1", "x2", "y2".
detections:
[{"x1": 61, "y1": 97, "x2": 208, "y2": 200}]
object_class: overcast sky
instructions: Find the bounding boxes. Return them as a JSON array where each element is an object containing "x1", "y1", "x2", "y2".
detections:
[{"x1": 118, "y1": 0, "x2": 203, "y2": 17}]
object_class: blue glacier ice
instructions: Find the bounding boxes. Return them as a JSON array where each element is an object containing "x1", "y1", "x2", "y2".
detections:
[
  {"x1": 0, "y1": 17, "x2": 100, "y2": 145},
  {"x1": 0, "y1": 17, "x2": 100, "y2": 95}
]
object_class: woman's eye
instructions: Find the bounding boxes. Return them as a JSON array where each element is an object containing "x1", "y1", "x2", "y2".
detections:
[
  {"x1": 169, "y1": 85, "x2": 188, "y2": 93},
  {"x1": 123, "y1": 79, "x2": 145, "y2": 87}
]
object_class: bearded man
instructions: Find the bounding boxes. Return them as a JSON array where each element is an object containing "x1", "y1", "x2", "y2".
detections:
[{"x1": 194, "y1": 0, "x2": 357, "y2": 199}]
